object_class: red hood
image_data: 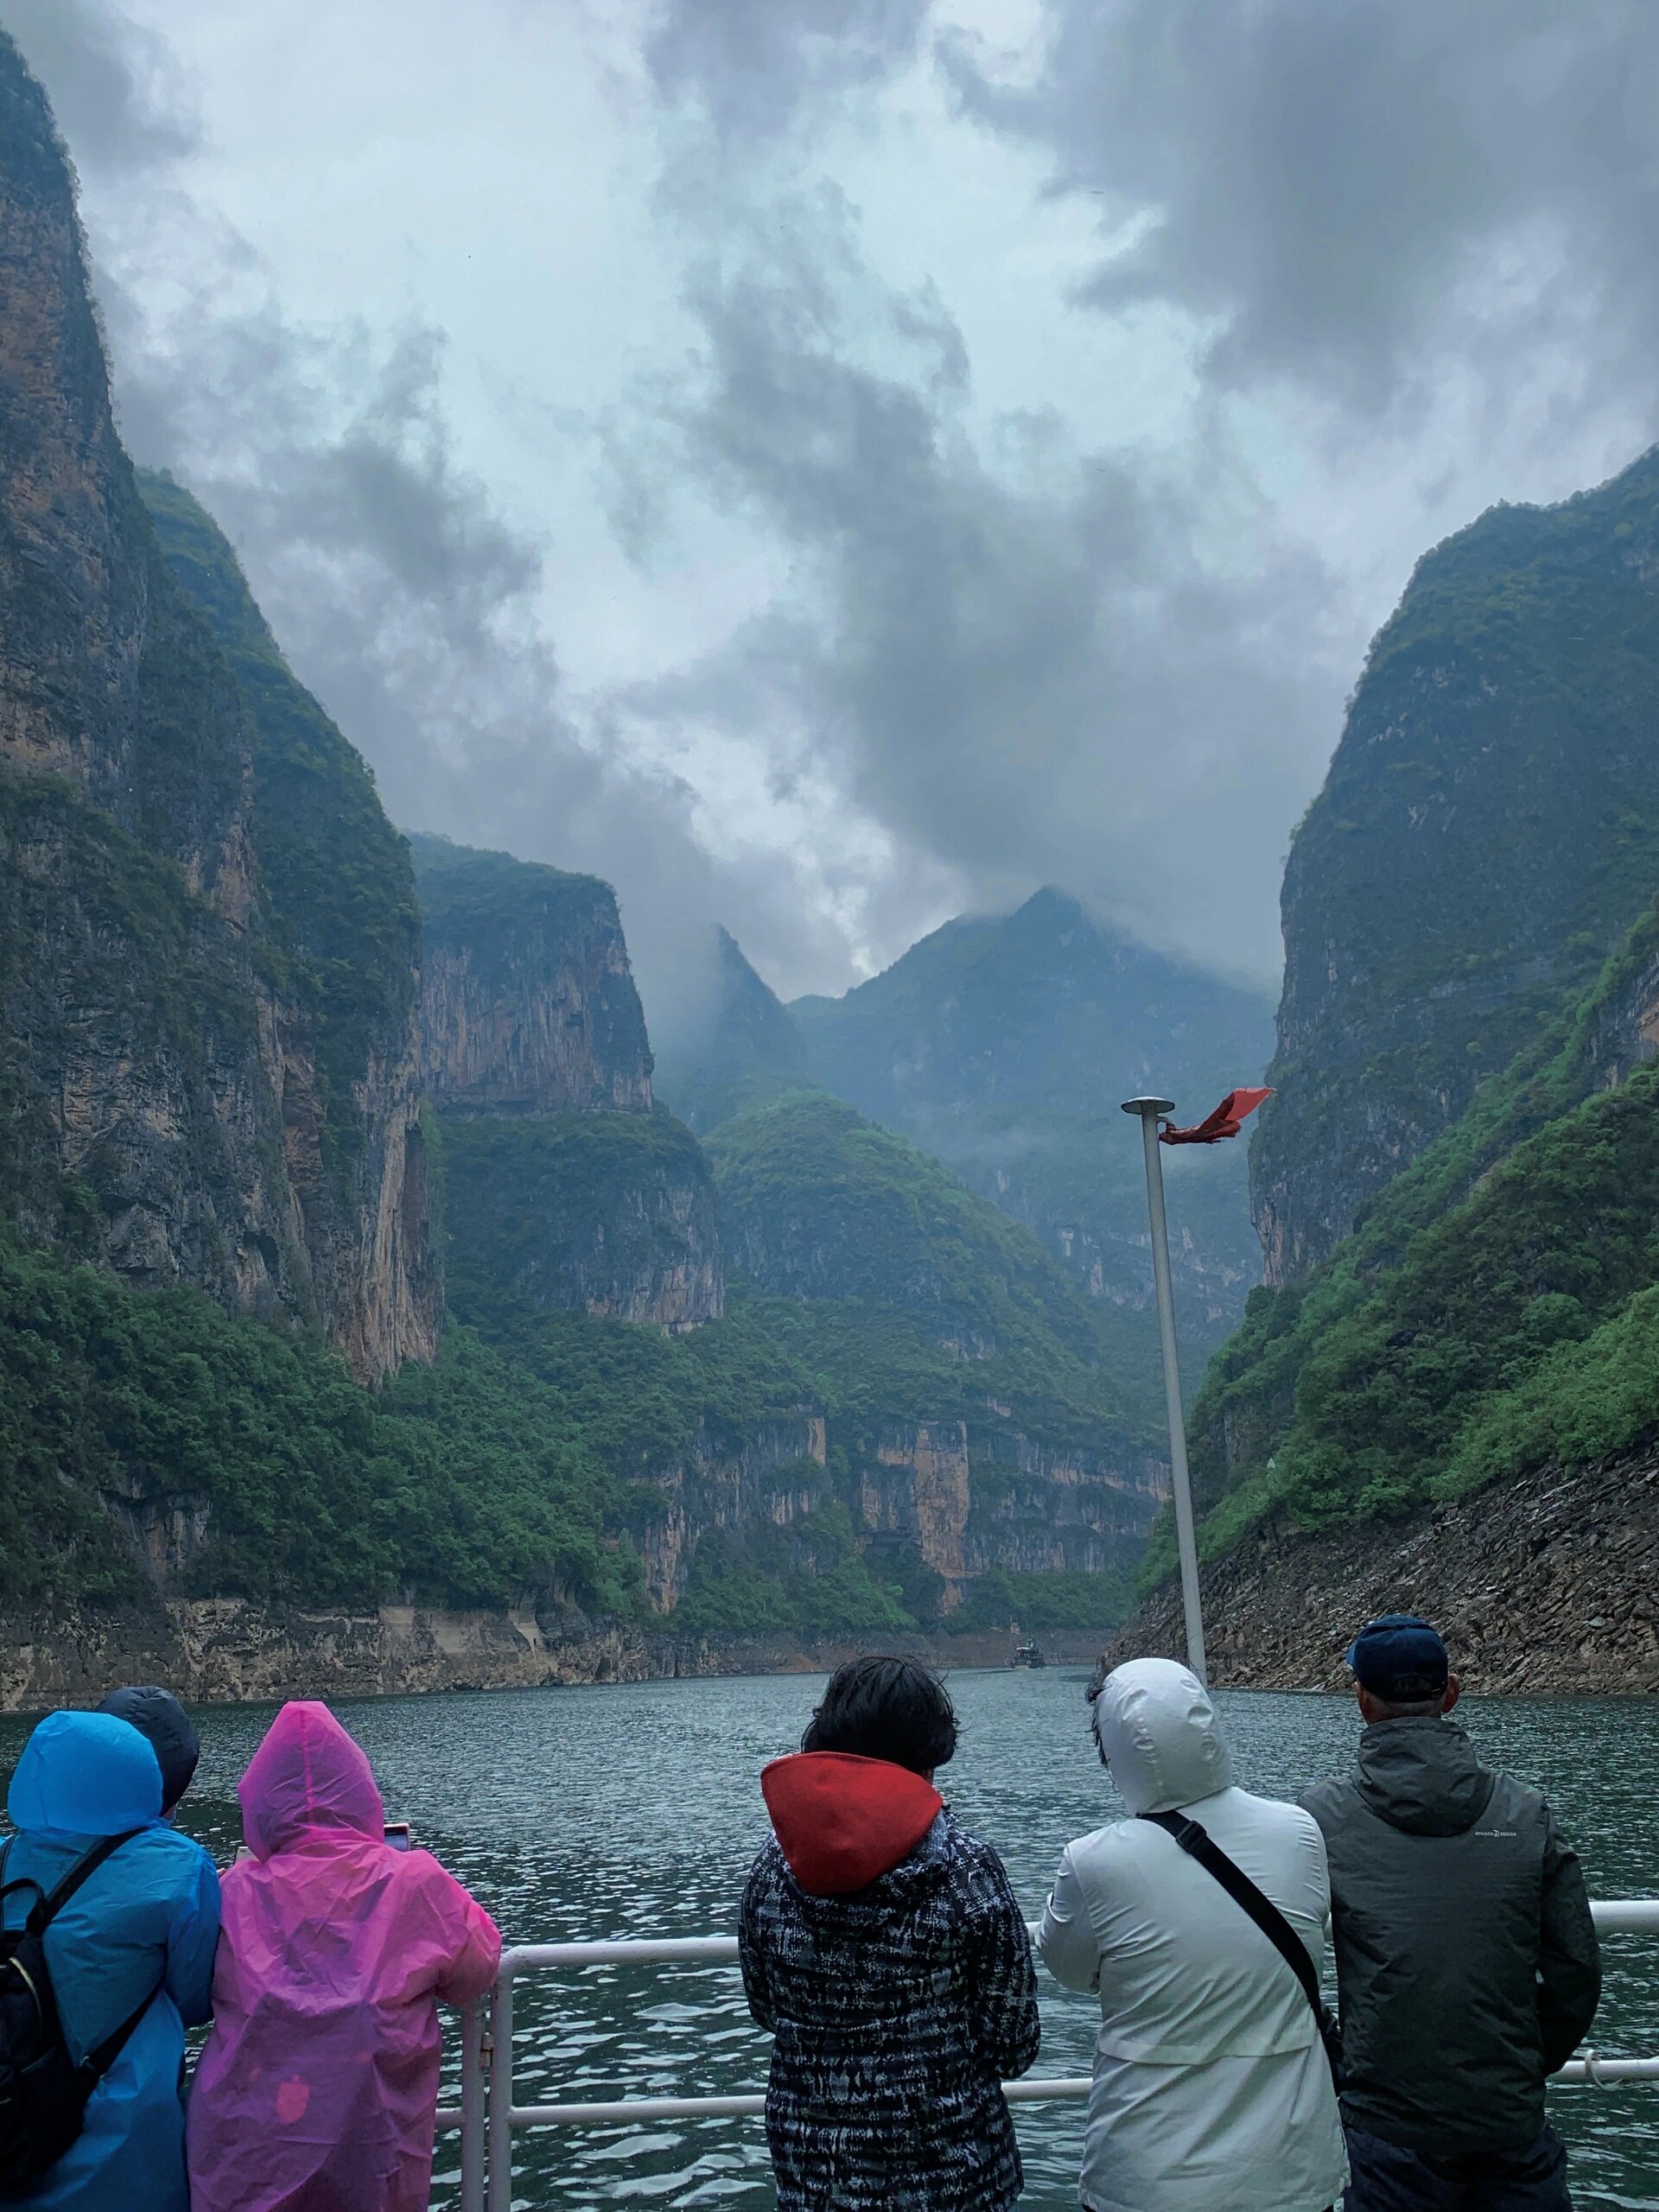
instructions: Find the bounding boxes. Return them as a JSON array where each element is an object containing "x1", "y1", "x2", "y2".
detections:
[{"x1": 761, "y1": 1752, "x2": 943, "y2": 1895}]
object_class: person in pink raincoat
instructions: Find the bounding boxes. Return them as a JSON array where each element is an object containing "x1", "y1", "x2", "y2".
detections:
[{"x1": 187, "y1": 1701, "x2": 500, "y2": 2212}]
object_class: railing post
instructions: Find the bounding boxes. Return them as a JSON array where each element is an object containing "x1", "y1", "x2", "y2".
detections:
[
  {"x1": 459, "y1": 1997, "x2": 486, "y2": 2212},
  {"x1": 486, "y1": 1964, "x2": 517, "y2": 2212}
]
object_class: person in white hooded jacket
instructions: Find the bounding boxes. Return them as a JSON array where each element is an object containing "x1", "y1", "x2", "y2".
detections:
[{"x1": 1039, "y1": 1658, "x2": 1346, "y2": 2212}]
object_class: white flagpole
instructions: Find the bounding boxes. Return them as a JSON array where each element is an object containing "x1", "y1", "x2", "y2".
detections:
[{"x1": 1121, "y1": 1096, "x2": 1207, "y2": 1684}]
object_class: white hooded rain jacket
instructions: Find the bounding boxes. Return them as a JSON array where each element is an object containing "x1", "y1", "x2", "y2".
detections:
[{"x1": 1039, "y1": 1659, "x2": 1346, "y2": 2212}]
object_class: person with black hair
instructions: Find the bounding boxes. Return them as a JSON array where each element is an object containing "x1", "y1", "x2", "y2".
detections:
[{"x1": 739, "y1": 1656, "x2": 1039, "y2": 2212}]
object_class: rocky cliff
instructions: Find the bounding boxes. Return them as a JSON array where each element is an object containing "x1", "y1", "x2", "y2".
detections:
[
  {"x1": 410, "y1": 834, "x2": 653, "y2": 1116},
  {"x1": 410, "y1": 834, "x2": 721, "y2": 1330},
  {"x1": 1106, "y1": 1451, "x2": 1659, "y2": 1696},
  {"x1": 0, "y1": 39, "x2": 435, "y2": 1377},
  {"x1": 1255, "y1": 447, "x2": 1659, "y2": 1285},
  {"x1": 139, "y1": 473, "x2": 436, "y2": 1377},
  {"x1": 677, "y1": 1091, "x2": 1164, "y2": 1627},
  {"x1": 442, "y1": 1109, "x2": 723, "y2": 1331},
  {"x1": 0, "y1": 31, "x2": 1158, "y2": 1704}
]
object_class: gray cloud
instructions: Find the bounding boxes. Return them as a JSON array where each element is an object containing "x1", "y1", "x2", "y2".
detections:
[
  {"x1": 0, "y1": 0, "x2": 195, "y2": 174},
  {"x1": 944, "y1": 0, "x2": 1659, "y2": 416},
  {"x1": 15, "y1": 0, "x2": 1659, "y2": 1030},
  {"x1": 111, "y1": 291, "x2": 841, "y2": 1027},
  {"x1": 617, "y1": 185, "x2": 1336, "y2": 975},
  {"x1": 645, "y1": 0, "x2": 927, "y2": 136},
  {"x1": 2, "y1": 0, "x2": 870, "y2": 1029}
]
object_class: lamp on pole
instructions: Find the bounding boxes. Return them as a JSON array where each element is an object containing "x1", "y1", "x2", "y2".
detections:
[{"x1": 1121, "y1": 1096, "x2": 1206, "y2": 1684}]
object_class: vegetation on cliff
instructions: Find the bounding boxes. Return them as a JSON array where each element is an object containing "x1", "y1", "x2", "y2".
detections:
[
  {"x1": 1148, "y1": 764, "x2": 1659, "y2": 1590},
  {"x1": 791, "y1": 887, "x2": 1274, "y2": 1372},
  {"x1": 0, "y1": 1227, "x2": 640, "y2": 1618},
  {"x1": 706, "y1": 1090, "x2": 1153, "y2": 1441},
  {"x1": 140, "y1": 470, "x2": 420, "y2": 1181},
  {"x1": 1255, "y1": 445, "x2": 1659, "y2": 1281},
  {"x1": 410, "y1": 833, "x2": 654, "y2": 1115},
  {"x1": 440, "y1": 1107, "x2": 721, "y2": 1330}
]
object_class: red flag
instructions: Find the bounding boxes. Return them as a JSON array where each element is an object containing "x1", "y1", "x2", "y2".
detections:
[{"x1": 1158, "y1": 1086, "x2": 1273, "y2": 1146}]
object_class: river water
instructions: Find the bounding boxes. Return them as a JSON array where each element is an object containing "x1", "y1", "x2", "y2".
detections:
[{"x1": 3, "y1": 1670, "x2": 1656, "y2": 2210}]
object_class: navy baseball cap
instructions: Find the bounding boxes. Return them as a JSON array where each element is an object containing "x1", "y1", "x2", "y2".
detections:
[{"x1": 1345, "y1": 1614, "x2": 1449, "y2": 1700}]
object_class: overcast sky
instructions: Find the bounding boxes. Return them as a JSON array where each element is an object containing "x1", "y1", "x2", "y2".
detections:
[{"x1": 7, "y1": 0, "x2": 1659, "y2": 1034}]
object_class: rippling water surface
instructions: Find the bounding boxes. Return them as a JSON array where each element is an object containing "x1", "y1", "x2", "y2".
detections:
[{"x1": 4, "y1": 1671, "x2": 1656, "y2": 2210}]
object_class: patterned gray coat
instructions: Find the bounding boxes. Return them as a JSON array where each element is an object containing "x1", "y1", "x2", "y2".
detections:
[{"x1": 739, "y1": 1809, "x2": 1040, "y2": 2212}]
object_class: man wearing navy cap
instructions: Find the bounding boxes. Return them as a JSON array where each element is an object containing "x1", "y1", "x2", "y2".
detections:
[{"x1": 1303, "y1": 1615, "x2": 1600, "y2": 2212}]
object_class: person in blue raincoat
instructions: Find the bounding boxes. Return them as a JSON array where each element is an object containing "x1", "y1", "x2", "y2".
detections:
[{"x1": 2, "y1": 1708, "x2": 219, "y2": 2212}]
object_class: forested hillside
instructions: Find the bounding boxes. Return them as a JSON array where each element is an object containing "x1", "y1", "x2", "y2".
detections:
[
  {"x1": 0, "y1": 29, "x2": 1191, "y2": 1704},
  {"x1": 440, "y1": 1081, "x2": 1160, "y2": 1641},
  {"x1": 791, "y1": 889, "x2": 1274, "y2": 1369},
  {"x1": 1128, "y1": 454, "x2": 1659, "y2": 1676},
  {"x1": 1255, "y1": 447, "x2": 1659, "y2": 1285}
]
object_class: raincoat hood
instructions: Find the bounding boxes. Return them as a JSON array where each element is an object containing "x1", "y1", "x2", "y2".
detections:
[
  {"x1": 99, "y1": 1685, "x2": 200, "y2": 1814},
  {"x1": 1090, "y1": 1657, "x2": 1232, "y2": 1815},
  {"x1": 239, "y1": 1700, "x2": 385, "y2": 1859},
  {"x1": 189, "y1": 1703, "x2": 499, "y2": 2212},
  {"x1": 7, "y1": 1709, "x2": 163, "y2": 1835},
  {"x1": 761, "y1": 1751, "x2": 943, "y2": 1894},
  {"x1": 1353, "y1": 1715, "x2": 1496, "y2": 1837}
]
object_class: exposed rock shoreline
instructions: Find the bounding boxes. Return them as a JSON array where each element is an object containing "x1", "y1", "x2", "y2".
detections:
[
  {"x1": 1104, "y1": 1453, "x2": 1659, "y2": 1694},
  {"x1": 0, "y1": 1600, "x2": 1109, "y2": 1714}
]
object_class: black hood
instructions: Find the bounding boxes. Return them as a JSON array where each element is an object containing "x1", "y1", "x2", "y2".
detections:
[
  {"x1": 98, "y1": 1685, "x2": 200, "y2": 1814},
  {"x1": 1354, "y1": 1716, "x2": 1495, "y2": 1837}
]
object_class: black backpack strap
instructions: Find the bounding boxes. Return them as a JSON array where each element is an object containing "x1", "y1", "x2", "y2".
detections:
[
  {"x1": 78, "y1": 1982, "x2": 160, "y2": 2086},
  {"x1": 8, "y1": 1830, "x2": 160, "y2": 2088},
  {"x1": 1140, "y1": 1809, "x2": 1325, "y2": 2017},
  {"x1": 28, "y1": 1830, "x2": 144, "y2": 1935}
]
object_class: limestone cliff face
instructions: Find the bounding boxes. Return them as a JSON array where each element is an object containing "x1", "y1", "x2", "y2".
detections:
[
  {"x1": 0, "y1": 46, "x2": 438, "y2": 1375},
  {"x1": 0, "y1": 42, "x2": 310, "y2": 1319},
  {"x1": 0, "y1": 775, "x2": 303, "y2": 1313},
  {"x1": 140, "y1": 474, "x2": 437, "y2": 1380},
  {"x1": 414, "y1": 836, "x2": 723, "y2": 1331},
  {"x1": 964, "y1": 1429, "x2": 1168, "y2": 1577},
  {"x1": 859, "y1": 1425, "x2": 973, "y2": 1609},
  {"x1": 639, "y1": 1417, "x2": 830, "y2": 1608},
  {"x1": 411, "y1": 835, "x2": 653, "y2": 1116},
  {"x1": 0, "y1": 48, "x2": 253, "y2": 918},
  {"x1": 440, "y1": 1108, "x2": 723, "y2": 1331},
  {"x1": 1255, "y1": 448, "x2": 1659, "y2": 1284},
  {"x1": 635, "y1": 1408, "x2": 1165, "y2": 1619}
]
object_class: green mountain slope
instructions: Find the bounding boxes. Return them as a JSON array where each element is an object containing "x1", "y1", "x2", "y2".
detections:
[
  {"x1": 707, "y1": 1090, "x2": 1152, "y2": 1427},
  {"x1": 653, "y1": 926, "x2": 819, "y2": 1133},
  {"x1": 441, "y1": 1089, "x2": 1160, "y2": 1637},
  {"x1": 792, "y1": 887, "x2": 1274, "y2": 1370},
  {"x1": 1160, "y1": 894, "x2": 1659, "y2": 1579},
  {"x1": 0, "y1": 1224, "x2": 639, "y2": 1619},
  {"x1": 1255, "y1": 445, "x2": 1659, "y2": 1283}
]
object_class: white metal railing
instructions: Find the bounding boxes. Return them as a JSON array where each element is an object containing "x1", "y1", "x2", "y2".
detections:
[{"x1": 438, "y1": 1900, "x2": 1659, "y2": 2212}]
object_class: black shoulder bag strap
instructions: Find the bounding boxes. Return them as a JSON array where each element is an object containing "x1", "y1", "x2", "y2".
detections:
[
  {"x1": 9, "y1": 1830, "x2": 161, "y2": 2081},
  {"x1": 1141, "y1": 1809, "x2": 1344, "y2": 2087}
]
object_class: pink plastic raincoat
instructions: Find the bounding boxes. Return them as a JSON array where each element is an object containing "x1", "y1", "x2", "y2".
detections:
[{"x1": 187, "y1": 1701, "x2": 500, "y2": 2212}]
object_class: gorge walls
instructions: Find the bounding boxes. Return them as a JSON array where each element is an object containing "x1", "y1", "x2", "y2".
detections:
[
  {"x1": 410, "y1": 834, "x2": 723, "y2": 1331},
  {"x1": 1254, "y1": 449, "x2": 1659, "y2": 1286}
]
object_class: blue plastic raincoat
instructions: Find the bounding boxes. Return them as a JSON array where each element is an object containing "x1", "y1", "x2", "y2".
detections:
[{"x1": 2, "y1": 1710, "x2": 220, "y2": 2212}]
